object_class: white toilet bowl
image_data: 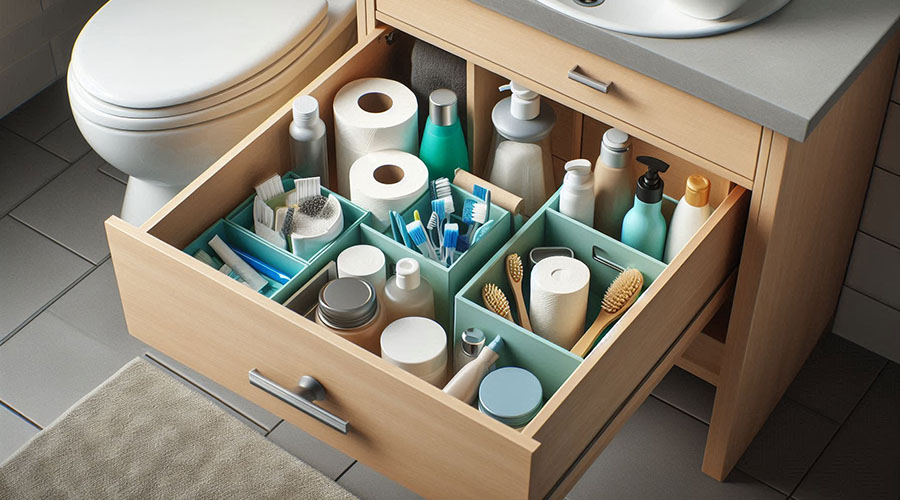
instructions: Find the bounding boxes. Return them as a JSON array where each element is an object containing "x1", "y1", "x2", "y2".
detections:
[{"x1": 68, "y1": 0, "x2": 356, "y2": 225}]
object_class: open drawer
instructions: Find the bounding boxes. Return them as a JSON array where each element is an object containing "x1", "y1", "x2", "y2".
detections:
[{"x1": 106, "y1": 27, "x2": 750, "y2": 499}]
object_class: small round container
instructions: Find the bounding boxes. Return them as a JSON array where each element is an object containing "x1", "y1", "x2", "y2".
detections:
[
  {"x1": 316, "y1": 277, "x2": 386, "y2": 354},
  {"x1": 336, "y1": 244, "x2": 387, "y2": 295},
  {"x1": 478, "y1": 367, "x2": 543, "y2": 428},
  {"x1": 380, "y1": 317, "x2": 448, "y2": 386}
]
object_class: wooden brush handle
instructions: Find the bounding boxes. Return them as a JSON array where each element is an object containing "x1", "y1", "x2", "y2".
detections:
[
  {"x1": 510, "y1": 283, "x2": 532, "y2": 332},
  {"x1": 570, "y1": 312, "x2": 617, "y2": 358}
]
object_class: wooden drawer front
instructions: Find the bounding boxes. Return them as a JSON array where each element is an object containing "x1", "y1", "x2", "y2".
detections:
[
  {"x1": 375, "y1": 0, "x2": 762, "y2": 186},
  {"x1": 108, "y1": 28, "x2": 750, "y2": 500}
]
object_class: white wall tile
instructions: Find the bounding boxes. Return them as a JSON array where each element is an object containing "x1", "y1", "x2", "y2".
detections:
[
  {"x1": 859, "y1": 167, "x2": 900, "y2": 248},
  {"x1": 833, "y1": 287, "x2": 900, "y2": 364},
  {"x1": 845, "y1": 232, "x2": 900, "y2": 310},
  {"x1": 0, "y1": 44, "x2": 56, "y2": 117},
  {"x1": 876, "y1": 102, "x2": 900, "y2": 176}
]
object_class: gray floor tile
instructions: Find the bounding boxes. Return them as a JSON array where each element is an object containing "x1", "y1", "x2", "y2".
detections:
[
  {"x1": 0, "y1": 217, "x2": 91, "y2": 337},
  {"x1": 37, "y1": 118, "x2": 90, "y2": 163},
  {"x1": 0, "y1": 311, "x2": 131, "y2": 426},
  {"x1": 267, "y1": 420, "x2": 355, "y2": 480},
  {"x1": 0, "y1": 128, "x2": 69, "y2": 215},
  {"x1": 794, "y1": 363, "x2": 899, "y2": 500},
  {"x1": 143, "y1": 355, "x2": 266, "y2": 435},
  {"x1": 147, "y1": 352, "x2": 282, "y2": 432},
  {"x1": 652, "y1": 366, "x2": 716, "y2": 424},
  {"x1": 338, "y1": 461, "x2": 423, "y2": 500},
  {"x1": 0, "y1": 78, "x2": 71, "y2": 142},
  {"x1": 0, "y1": 403, "x2": 39, "y2": 462},
  {"x1": 97, "y1": 161, "x2": 128, "y2": 184},
  {"x1": 12, "y1": 151, "x2": 125, "y2": 263},
  {"x1": 786, "y1": 333, "x2": 886, "y2": 423},
  {"x1": 43, "y1": 260, "x2": 144, "y2": 357},
  {"x1": 568, "y1": 397, "x2": 784, "y2": 500},
  {"x1": 833, "y1": 286, "x2": 900, "y2": 365},
  {"x1": 736, "y1": 399, "x2": 839, "y2": 495}
]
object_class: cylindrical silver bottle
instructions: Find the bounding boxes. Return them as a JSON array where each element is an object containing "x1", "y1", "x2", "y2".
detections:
[
  {"x1": 453, "y1": 327, "x2": 486, "y2": 374},
  {"x1": 290, "y1": 95, "x2": 329, "y2": 185}
]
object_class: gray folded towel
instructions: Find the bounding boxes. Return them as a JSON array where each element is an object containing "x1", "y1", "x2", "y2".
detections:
[{"x1": 410, "y1": 39, "x2": 468, "y2": 139}]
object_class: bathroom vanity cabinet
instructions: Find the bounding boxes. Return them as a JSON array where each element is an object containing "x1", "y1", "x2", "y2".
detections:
[{"x1": 105, "y1": 1, "x2": 900, "y2": 498}]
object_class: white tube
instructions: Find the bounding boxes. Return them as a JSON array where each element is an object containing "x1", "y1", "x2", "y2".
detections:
[{"x1": 208, "y1": 235, "x2": 267, "y2": 292}]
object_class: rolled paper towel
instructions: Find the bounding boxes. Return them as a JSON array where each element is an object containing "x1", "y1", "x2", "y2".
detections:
[
  {"x1": 349, "y1": 150, "x2": 429, "y2": 229},
  {"x1": 529, "y1": 256, "x2": 590, "y2": 349},
  {"x1": 333, "y1": 78, "x2": 419, "y2": 196}
]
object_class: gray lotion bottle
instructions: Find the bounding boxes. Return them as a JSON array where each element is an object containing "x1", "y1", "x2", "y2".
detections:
[{"x1": 290, "y1": 95, "x2": 329, "y2": 185}]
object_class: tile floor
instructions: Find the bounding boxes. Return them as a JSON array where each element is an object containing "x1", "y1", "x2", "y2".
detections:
[{"x1": 1, "y1": 79, "x2": 898, "y2": 499}]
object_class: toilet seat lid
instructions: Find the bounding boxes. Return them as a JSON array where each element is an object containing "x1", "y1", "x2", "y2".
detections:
[{"x1": 71, "y1": 0, "x2": 327, "y2": 109}]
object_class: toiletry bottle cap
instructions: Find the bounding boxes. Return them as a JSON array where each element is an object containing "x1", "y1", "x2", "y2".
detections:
[
  {"x1": 428, "y1": 89, "x2": 458, "y2": 127},
  {"x1": 684, "y1": 175, "x2": 711, "y2": 207},
  {"x1": 487, "y1": 335, "x2": 504, "y2": 353},
  {"x1": 461, "y1": 328, "x2": 486, "y2": 356},
  {"x1": 317, "y1": 278, "x2": 378, "y2": 329},
  {"x1": 293, "y1": 95, "x2": 319, "y2": 123},
  {"x1": 395, "y1": 258, "x2": 420, "y2": 290},
  {"x1": 602, "y1": 128, "x2": 631, "y2": 152},
  {"x1": 635, "y1": 156, "x2": 670, "y2": 204},
  {"x1": 564, "y1": 159, "x2": 592, "y2": 177},
  {"x1": 499, "y1": 81, "x2": 540, "y2": 121}
]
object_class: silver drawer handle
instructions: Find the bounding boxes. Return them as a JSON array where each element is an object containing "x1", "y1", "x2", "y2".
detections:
[
  {"x1": 249, "y1": 369, "x2": 349, "y2": 434},
  {"x1": 568, "y1": 65, "x2": 612, "y2": 94}
]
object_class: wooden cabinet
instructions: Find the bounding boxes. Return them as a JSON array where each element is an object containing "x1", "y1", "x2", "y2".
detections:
[{"x1": 107, "y1": 1, "x2": 900, "y2": 498}]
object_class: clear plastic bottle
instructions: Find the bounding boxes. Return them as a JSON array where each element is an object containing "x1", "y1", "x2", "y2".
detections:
[
  {"x1": 383, "y1": 258, "x2": 435, "y2": 322},
  {"x1": 593, "y1": 128, "x2": 634, "y2": 239},
  {"x1": 290, "y1": 95, "x2": 328, "y2": 185}
]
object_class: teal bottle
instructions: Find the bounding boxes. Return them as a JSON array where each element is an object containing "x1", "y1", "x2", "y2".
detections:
[
  {"x1": 419, "y1": 89, "x2": 469, "y2": 181},
  {"x1": 621, "y1": 156, "x2": 670, "y2": 261}
]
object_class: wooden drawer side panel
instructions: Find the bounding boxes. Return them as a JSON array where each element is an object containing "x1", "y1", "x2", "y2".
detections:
[
  {"x1": 106, "y1": 216, "x2": 538, "y2": 500},
  {"x1": 525, "y1": 187, "x2": 750, "y2": 498}
]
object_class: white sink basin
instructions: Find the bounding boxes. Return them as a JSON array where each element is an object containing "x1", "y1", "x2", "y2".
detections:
[{"x1": 535, "y1": 0, "x2": 791, "y2": 38}]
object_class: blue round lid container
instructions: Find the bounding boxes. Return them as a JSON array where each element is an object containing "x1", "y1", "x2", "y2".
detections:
[{"x1": 478, "y1": 367, "x2": 543, "y2": 428}]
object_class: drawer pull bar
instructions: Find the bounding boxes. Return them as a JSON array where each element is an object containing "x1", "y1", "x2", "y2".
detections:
[
  {"x1": 249, "y1": 369, "x2": 349, "y2": 434},
  {"x1": 568, "y1": 66, "x2": 612, "y2": 94}
]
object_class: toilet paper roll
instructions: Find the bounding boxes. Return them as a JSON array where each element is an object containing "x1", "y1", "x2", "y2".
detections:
[
  {"x1": 530, "y1": 256, "x2": 590, "y2": 349},
  {"x1": 333, "y1": 78, "x2": 419, "y2": 197},
  {"x1": 349, "y1": 150, "x2": 429, "y2": 228}
]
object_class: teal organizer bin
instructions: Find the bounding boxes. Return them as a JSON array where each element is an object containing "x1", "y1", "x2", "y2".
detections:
[
  {"x1": 383, "y1": 183, "x2": 512, "y2": 331},
  {"x1": 454, "y1": 193, "x2": 667, "y2": 401},
  {"x1": 183, "y1": 219, "x2": 308, "y2": 303},
  {"x1": 226, "y1": 172, "x2": 370, "y2": 263}
]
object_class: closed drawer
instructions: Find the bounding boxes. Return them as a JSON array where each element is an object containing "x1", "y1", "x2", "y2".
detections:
[
  {"x1": 375, "y1": 0, "x2": 762, "y2": 186},
  {"x1": 107, "y1": 28, "x2": 750, "y2": 500}
]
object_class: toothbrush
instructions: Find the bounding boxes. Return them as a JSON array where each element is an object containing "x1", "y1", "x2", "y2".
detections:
[
  {"x1": 431, "y1": 198, "x2": 448, "y2": 244},
  {"x1": 406, "y1": 220, "x2": 439, "y2": 261},
  {"x1": 472, "y1": 184, "x2": 491, "y2": 222},
  {"x1": 431, "y1": 177, "x2": 455, "y2": 215},
  {"x1": 389, "y1": 210, "x2": 402, "y2": 242},
  {"x1": 230, "y1": 246, "x2": 291, "y2": 284},
  {"x1": 462, "y1": 201, "x2": 488, "y2": 239},
  {"x1": 426, "y1": 211, "x2": 441, "y2": 246},
  {"x1": 391, "y1": 211, "x2": 415, "y2": 250},
  {"x1": 442, "y1": 223, "x2": 459, "y2": 266}
]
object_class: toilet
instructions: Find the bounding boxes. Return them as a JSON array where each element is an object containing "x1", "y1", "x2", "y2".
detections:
[{"x1": 68, "y1": 0, "x2": 356, "y2": 225}]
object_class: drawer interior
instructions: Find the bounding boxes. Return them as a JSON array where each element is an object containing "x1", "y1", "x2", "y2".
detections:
[{"x1": 114, "y1": 26, "x2": 752, "y2": 500}]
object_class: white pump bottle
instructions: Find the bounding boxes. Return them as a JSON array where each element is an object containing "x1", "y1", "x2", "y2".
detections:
[{"x1": 559, "y1": 159, "x2": 595, "y2": 226}]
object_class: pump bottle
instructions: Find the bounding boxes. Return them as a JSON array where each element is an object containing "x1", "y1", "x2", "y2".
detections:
[
  {"x1": 621, "y1": 156, "x2": 670, "y2": 261},
  {"x1": 593, "y1": 128, "x2": 634, "y2": 239},
  {"x1": 419, "y1": 89, "x2": 469, "y2": 182},
  {"x1": 383, "y1": 258, "x2": 435, "y2": 322},
  {"x1": 289, "y1": 95, "x2": 328, "y2": 184},
  {"x1": 664, "y1": 175, "x2": 714, "y2": 263},
  {"x1": 559, "y1": 159, "x2": 594, "y2": 226}
]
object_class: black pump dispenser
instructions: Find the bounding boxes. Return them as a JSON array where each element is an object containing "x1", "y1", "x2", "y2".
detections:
[{"x1": 635, "y1": 156, "x2": 669, "y2": 204}]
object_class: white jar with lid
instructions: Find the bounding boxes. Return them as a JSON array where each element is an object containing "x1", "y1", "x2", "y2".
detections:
[{"x1": 380, "y1": 317, "x2": 448, "y2": 386}]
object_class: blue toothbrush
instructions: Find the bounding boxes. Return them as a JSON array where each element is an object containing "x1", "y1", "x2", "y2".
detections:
[
  {"x1": 229, "y1": 246, "x2": 291, "y2": 284},
  {"x1": 406, "y1": 220, "x2": 439, "y2": 261},
  {"x1": 472, "y1": 184, "x2": 491, "y2": 222},
  {"x1": 442, "y1": 223, "x2": 459, "y2": 266}
]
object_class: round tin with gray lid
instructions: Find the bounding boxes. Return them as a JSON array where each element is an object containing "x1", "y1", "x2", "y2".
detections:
[
  {"x1": 316, "y1": 278, "x2": 379, "y2": 330},
  {"x1": 478, "y1": 367, "x2": 543, "y2": 428}
]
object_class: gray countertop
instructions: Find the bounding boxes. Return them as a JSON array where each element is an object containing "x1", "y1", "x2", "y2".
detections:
[{"x1": 470, "y1": 0, "x2": 900, "y2": 141}]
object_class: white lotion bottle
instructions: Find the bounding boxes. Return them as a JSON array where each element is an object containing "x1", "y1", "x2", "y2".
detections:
[
  {"x1": 443, "y1": 336, "x2": 503, "y2": 404},
  {"x1": 559, "y1": 159, "x2": 595, "y2": 226},
  {"x1": 664, "y1": 175, "x2": 714, "y2": 263},
  {"x1": 383, "y1": 258, "x2": 435, "y2": 322},
  {"x1": 593, "y1": 128, "x2": 634, "y2": 239},
  {"x1": 290, "y1": 95, "x2": 329, "y2": 185}
]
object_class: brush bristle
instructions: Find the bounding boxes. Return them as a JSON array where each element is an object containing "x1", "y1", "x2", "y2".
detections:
[
  {"x1": 471, "y1": 202, "x2": 488, "y2": 223},
  {"x1": 406, "y1": 221, "x2": 427, "y2": 245},
  {"x1": 601, "y1": 268, "x2": 643, "y2": 313},
  {"x1": 506, "y1": 254, "x2": 523, "y2": 283},
  {"x1": 482, "y1": 283, "x2": 511, "y2": 318},
  {"x1": 443, "y1": 223, "x2": 459, "y2": 247}
]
